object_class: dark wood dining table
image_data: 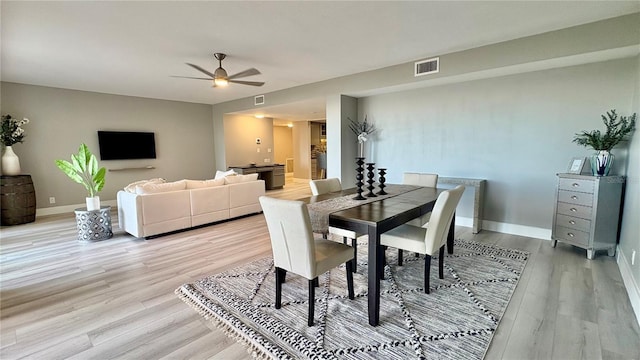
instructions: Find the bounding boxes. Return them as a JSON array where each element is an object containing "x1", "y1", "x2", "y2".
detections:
[{"x1": 302, "y1": 185, "x2": 455, "y2": 326}]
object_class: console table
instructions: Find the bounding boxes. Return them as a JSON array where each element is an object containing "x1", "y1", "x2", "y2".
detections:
[
  {"x1": 229, "y1": 164, "x2": 285, "y2": 190},
  {"x1": 439, "y1": 177, "x2": 486, "y2": 234},
  {"x1": 74, "y1": 206, "x2": 113, "y2": 241}
]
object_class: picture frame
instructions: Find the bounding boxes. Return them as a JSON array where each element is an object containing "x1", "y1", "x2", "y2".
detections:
[{"x1": 567, "y1": 157, "x2": 589, "y2": 174}]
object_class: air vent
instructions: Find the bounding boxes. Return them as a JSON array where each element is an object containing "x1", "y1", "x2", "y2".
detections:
[
  {"x1": 255, "y1": 95, "x2": 265, "y2": 106},
  {"x1": 414, "y1": 57, "x2": 439, "y2": 77}
]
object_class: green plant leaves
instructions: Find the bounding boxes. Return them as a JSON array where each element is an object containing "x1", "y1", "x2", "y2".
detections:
[
  {"x1": 573, "y1": 110, "x2": 636, "y2": 151},
  {"x1": 55, "y1": 143, "x2": 106, "y2": 197}
]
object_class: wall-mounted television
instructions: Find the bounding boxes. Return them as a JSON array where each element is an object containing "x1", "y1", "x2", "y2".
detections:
[{"x1": 97, "y1": 131, "x2": 156, "y2": 160}]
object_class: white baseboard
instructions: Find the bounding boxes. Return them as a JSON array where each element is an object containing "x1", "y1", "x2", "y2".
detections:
[
  {"x1": 617, "y1": 248, "x2": 640, "y2": 327},
  {"x1": 36, "y1": 199, "x2": 118, "y2": 217},
  {"x1": 456, "y1": 216, "x2": 551, "y2": 240}
]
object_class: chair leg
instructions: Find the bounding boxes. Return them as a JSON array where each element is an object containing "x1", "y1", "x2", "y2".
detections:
[
  {"x1": 323, "y1": 232, "x2": 328, "y2": 239},
  {"x1": 313, "y1": 277, "x2": 319, "y2": 288},
  {"x1": 424, "y1": 255, "x2": 432, "y2": 294},
  {"x1": 415, "y1": 253, "x2": 419, "y2": 258},
  {"x1": 439, "y1": 245, "x2": 445, "y2": 279},
  {"x1": 345, "y1": 261, "x2": 355, "y2": 299},
  {"x1": 275, "y1": 267, "x2": 286, "y2": 309},
  {"x1": 308, "y1": 279, "x2": 316, "y2": 326},
  {"x1": 351, "y1": 238, "x2": 358, "y2": 273},
  {"x1": 398, "y1": 249, "x2": 403, "y2": 266}
]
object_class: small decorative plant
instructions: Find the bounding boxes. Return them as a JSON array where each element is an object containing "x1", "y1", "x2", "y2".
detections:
[
  {"x1": 573, "y1": 110, "x2": 636, "y2": 151},
  {"x1": 348, "y1": 115, "x2": 376, "y2": 143},
  {"x1": 1, "y1": 114, "x2": 30, "y2": 147},
  {"x1": 55, "y1": 144, "x2": 106, "y2": 208},
  {"x1": 348, "y1": 115, "x2": 376, "y2": 157}
]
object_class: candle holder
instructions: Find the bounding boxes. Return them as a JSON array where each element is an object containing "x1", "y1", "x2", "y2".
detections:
[
  {"x1": 377, "y1": 168, "x2": 388, "y2": 195},
  {"x1": 366, "y1": 163, "x2": 377, "y2": 197},
  {"x1": 354, "y1": 157, "x2": 366, "y2": 200}
]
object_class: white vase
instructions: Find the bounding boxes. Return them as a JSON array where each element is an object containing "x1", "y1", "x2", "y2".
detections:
[
  {"x1": 2, "y1": 146, "x2": 21, "y2": 175},
  {"x1": 86, "y1": 196, "x2": 101, "y2": 211},
  {"x1": 590, "y1": 150, "x2": 614, "y2": 176}
]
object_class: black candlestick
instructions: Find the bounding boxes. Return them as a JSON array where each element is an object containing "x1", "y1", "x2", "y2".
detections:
[
  {"x1": 366, "y1": 163, "x2": 377, "y2": 197},
  {"x1": 377, "y1": 168, "x2": 388, "y2": 195},
  {"x1": 354, "y1": 157, "x2": 366, "y2": 200}
]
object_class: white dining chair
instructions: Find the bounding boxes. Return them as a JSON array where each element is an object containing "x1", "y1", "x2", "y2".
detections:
[
  {"x1": 309, "y1": 178, "x2": 362, "y2": 272},
  {"x1": 380, "y1": 185, "x2": 464, "y2": 294},
  {"x1": 309, "y1": 177, "x2": 342, "y2": 195},
  {"x1": 403, "y1": 172, "x2": 439, "y2": 227},
  {"x1": 259, "y1": 196, "x2": 355, "y2": 326}
]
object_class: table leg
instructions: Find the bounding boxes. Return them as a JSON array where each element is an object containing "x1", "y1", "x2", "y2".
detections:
[
  {"x1": 447, "y1": 211, "x2": 455, "y2": 254},
  {"x1": 368, "y1": 226, "x2": 381, "y2": 326}
]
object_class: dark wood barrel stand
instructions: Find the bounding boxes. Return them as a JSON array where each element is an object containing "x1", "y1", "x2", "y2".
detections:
[{"x1": 1, "y1": 175, "x2": 37, "y2": 226}]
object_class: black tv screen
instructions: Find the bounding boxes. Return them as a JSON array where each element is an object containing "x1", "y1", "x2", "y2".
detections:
[{"x1": 97, "y1": 131, "x2": 156, "y2": 160}]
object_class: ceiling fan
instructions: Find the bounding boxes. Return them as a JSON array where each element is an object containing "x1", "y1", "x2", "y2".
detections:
[{"x1": 173, "y1": 53, "x2": 264, "y2": 87}]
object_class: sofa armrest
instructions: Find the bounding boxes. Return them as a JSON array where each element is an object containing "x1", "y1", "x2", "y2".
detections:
[{"x1": 117, "y1": 190, "x2": 144, "y2": 237}]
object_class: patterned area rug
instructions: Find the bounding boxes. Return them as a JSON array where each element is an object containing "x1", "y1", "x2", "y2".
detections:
[{"x1": 176, "y1": 239, "x2": 528, "y2": 359}]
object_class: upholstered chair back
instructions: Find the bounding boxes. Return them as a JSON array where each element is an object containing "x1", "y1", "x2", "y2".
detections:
[
  {"x1": 403, "y1": 172, "x2": 438, "y2": 187},
  {"x1": 403, "y1": 172, "x2": 439, "y2": 227},
  {"x1": 309, "y1": 178, "x2": 342, "y2": 196},
  {"x1": 259, "y1": 196, "x2": 316, "y2": 279},
  {"x1": 424, "y1": 185, "x2": 464, "y2": 255}
]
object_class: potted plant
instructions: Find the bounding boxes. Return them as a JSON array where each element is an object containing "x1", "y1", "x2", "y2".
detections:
[
  {"x1": 573, "y1": 109, "x2": 636, "y2": 176},
  {"x1": 1, "y1": 114, "x2": 30, "y2": 175},
  {"x1": 55, "y1": 143, "x2": 106, "y2": 210}
]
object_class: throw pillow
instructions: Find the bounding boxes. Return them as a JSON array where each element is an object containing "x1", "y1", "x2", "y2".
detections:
[
  {"x1": 136, "y1": 180, "x2": 187, "y2": 194},
  {"x1": 124, "y1": 178, "x2": 165, "y2": 193},
  {"x1": 224, "y1": 173, "x2": 259, "y2": 184},
  {"x1": 185, "y1": 178, "x2": 225, "y2": 189},
  {"x1": 214, "y1": 169, "x2": 237, "y2": 180}
]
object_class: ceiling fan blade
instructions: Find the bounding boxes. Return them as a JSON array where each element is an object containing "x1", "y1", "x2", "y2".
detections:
[
  {"x1": 186, "y1": 63, "x2": 216, "y2": 78},
  {"x1": 227, "y1": 68, "x2": 261, "y2": 80},
  {"x1": 170, "y1": 75, "x2": 213, "y2": 80},
  {"x1": 229, "y1": 79, "x2": 265, "y2": 87}
]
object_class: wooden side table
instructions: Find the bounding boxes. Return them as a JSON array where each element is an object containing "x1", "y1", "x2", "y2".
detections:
[
  {"x1": 74, "y1": 206, "x2": 113, "y2": 241},
  {"x1": 0, "y1": 174, "x2": 36, "y2": 226}
]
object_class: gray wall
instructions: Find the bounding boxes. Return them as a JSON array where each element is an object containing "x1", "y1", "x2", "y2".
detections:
[
  {"x1": 359, "y1": 58, "x2": 638, "y2": 230},
  {"x1": 618, "y1": 54, "x2": 640, "y2": 297},
  {"x1": 1, "y1": 82, "x2": 214, "y2": 210}
]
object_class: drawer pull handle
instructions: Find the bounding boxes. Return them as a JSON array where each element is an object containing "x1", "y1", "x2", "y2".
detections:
[
  {"x1": 569, "y1": 220, "x2": 576, "y2": 225},
  {"x1": 571, "y1": 195, "x2": 578, "y2": 200},
  {"x1": 568, "y1": 232, "x2": 575, "y2": 237},
  {"x1": 570, "y1": 208, "x2": 577, "y2": 212},
  {"x1": 572, "y1": 183, "x2": 580, "y2": 187}
]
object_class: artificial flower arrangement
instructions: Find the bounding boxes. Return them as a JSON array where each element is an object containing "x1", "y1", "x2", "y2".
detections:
[
  {"x1": 1, "y1": 114, "x2": 30, "y2": 146},
  {"x1": 348, "y1": 115, "x2": 376, "y2": 144}
]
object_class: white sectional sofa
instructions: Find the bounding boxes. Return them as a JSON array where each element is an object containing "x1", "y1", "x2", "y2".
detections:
[{"x1": 117, "y1": 176, "x2": 265, "y2": 238}]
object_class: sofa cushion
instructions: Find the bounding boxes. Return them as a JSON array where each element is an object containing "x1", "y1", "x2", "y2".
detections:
[
  {"x1": 185, "y1": 178, "x2": 225, "y2": 189},
  {"x1": 214, "y1": 169, "x2": 237, "y2": 180},
  {"x1": 224, "y1": 173, "x2": 259, "y2": 184},
  {"x1": 136, "y1": 180, "x2": 187, "y2": 194},
  {"x1": 124, "y1": 178, "x2": 165, "y2": 193}
]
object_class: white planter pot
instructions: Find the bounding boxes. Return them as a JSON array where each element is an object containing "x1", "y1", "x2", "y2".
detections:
[
  {"x1": 2, "y1": 146, "x2": 21, "y2": 175},
  {"x1": 86, "y1": 196, "x2": 101, "y2": 211}
]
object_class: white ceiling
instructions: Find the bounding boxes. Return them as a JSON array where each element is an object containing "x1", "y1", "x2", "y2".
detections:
[{"x1": 2, "y1": 1, "x2": 639, "y2": 121}]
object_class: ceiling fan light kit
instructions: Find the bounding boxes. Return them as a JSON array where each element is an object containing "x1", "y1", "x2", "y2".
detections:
[{"x1": 174, "y1": 52, "x2": 264, "y2": 88}]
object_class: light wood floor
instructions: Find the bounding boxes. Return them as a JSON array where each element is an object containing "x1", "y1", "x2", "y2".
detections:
[{"x1": 1, "y1": 179, "x2": 639, "y2": 359}]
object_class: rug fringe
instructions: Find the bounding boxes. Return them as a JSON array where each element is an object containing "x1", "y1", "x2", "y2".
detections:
[{"x1": 175, "y1": 285, "x2": 275, "y2": 359}]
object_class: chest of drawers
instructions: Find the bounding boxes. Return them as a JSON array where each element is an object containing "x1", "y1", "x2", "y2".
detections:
[{"x1": 551, "y1": 174, "x2": 625, "y2": 259}]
